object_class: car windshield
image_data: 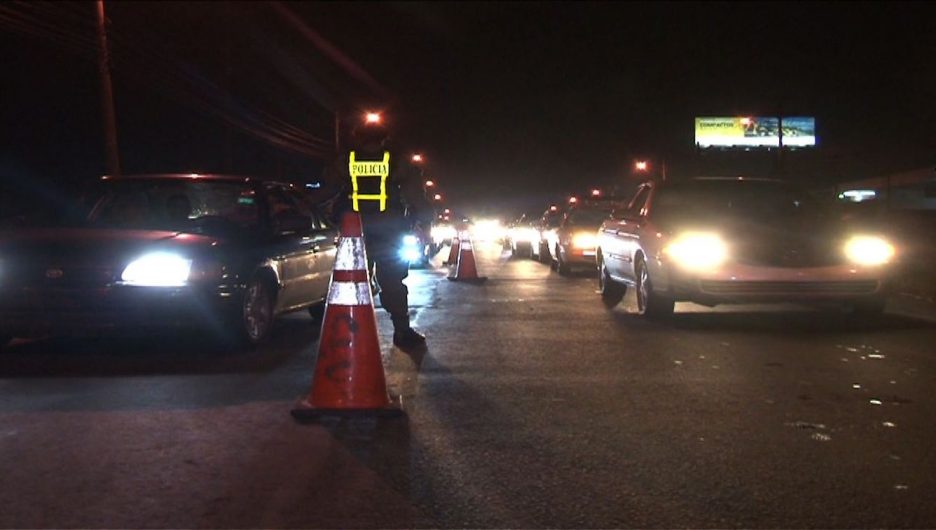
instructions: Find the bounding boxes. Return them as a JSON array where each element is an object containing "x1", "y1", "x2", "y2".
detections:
[
  {"x1": 652, "y1": 179, "x2": 825, "y2": 225},
  {"x1": 86, "y1": 179, "x2": 261, "y2": 234}
]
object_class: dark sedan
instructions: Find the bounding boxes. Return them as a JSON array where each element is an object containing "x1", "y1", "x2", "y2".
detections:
[{"x1": 0, "y1": 174, "x2": 338, "y2": 348}]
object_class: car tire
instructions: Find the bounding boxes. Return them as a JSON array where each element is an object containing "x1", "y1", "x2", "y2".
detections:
[
  {"x1": 598, "y1": 256, "x2": 626, "y2": 307},
  {"x1": 635, "y1": 258, "x2": 674, "y2": 318},
  {"x1": 539, "y1": 243, "x2": 552, "y2": 264},
  {"x1": 308, "y1": 301, "x2": 326, "y2": 322},
  {"x1": 557, "y1": 247, "x2": 571, "y2": 276},
  {"x1": 238, "y1": 275, "x2": 277, "y2": 347}
]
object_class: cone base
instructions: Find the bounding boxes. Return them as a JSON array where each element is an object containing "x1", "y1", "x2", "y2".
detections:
[
  {"x1": 447, "y1": 276, "x2": 488, "y2": 283},
  {"x1": 291, "y1": 401, "x2": 406, "y2": 422}
]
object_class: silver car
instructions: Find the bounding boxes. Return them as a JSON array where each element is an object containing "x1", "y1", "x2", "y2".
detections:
[{"x1": 596, "y1": 177, "x2": 896, "y2": 317}]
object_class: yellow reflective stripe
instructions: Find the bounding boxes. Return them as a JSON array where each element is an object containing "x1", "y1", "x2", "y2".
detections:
[{"x1": 349, "y1": 151, "x2": 390, "y2": 212}]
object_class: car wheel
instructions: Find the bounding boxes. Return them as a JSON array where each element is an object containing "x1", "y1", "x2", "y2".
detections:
[
  {"x1": 240, "y1": 276, "x2": 276, "y2": 346},
  {"x1": 307, "y1": 301, "x2": 326, "y2": 322},
  {"x1": 635, "y1": 258, "x2": 674, "y2": 318},
  {"x1": 598, "y1": 256, "x2": 626, "y2": 307},
  {"x1": 539, "y1": 243, "x2": 552, "y2": 264},
  {"x1": 557, "y1": 247, "x2": 571, "y2": 276}
]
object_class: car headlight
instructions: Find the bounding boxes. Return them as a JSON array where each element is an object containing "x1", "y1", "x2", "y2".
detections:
[
  {"x1": 431, "y1": 225, "x2": 456, "y2": 243},
  {"x1": 512, "y1": 228, "x2": 539, "y2": 243},
  {"x1": 402, "y1": 234, "x2": 419, "y2": 246},
  {"x1": 664, "y1": 232, "x2": 728, "y2": 271},
  {"x1": 121, "y1": 252, "x2": 193, "y2": 287},
  {"x1": 572, "y1": 232, "x2": 598, "y2": 249},
  {"x1": 844, "y1": 235, "x2": 895, "y2": 266}
]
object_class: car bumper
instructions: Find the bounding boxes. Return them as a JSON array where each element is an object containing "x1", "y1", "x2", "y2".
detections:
[
  {"x1": 663, "y1": 262, "x2": 891, "y2": 305},
  {"x1": 0, "y1": 284, "x2": 243, "y2": 338},
  {"x1": 561, "y1": 246, "x2": 598, "y2": 266}
]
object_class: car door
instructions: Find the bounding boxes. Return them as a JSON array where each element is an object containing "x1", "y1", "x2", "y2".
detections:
[
  {"x1": 605, "y1": 184, "x2": 652, "y2": 282},
  {"x1": 263, "y1": 184, "x2": 319, "y2": 312},
  {"x1": 288, "y1": 189, "x2": 338, "y2": 302}
]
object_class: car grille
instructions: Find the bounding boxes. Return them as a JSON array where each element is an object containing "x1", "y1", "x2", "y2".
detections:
[
  {"x1": 700, "y1": 280, "x2": 879, "y2": 296},
  {"x1": 734, "y1": 245, "x2": 841, "y2": 268},
  {"x1": 3, "y1": 263, "x2": 117, "y2": 288}
]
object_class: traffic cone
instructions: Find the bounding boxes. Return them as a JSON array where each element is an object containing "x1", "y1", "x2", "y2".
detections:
[
  {"x1": 447, "y1": 231, "x2": 487, "y2": 283},
  {"x1": 444, "y1": 234, "x2": 460, "y2": 265},
  {"x1": 292, "y1": 211, "x2": 403, "y2": 421}
]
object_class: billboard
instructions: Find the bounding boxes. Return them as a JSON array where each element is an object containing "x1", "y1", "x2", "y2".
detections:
[{"x1": 695, "y1": 117, "x2": 815, "y2": 148}]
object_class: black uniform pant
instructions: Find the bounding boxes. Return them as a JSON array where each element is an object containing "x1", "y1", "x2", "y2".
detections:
[{"x1": 361, "y1": 216, "x2": 410, "y2": 331}]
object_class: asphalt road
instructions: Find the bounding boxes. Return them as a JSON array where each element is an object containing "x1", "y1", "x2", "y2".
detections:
[{"x1": 2, "y1": 242, "x2": 935, "y2": 528}]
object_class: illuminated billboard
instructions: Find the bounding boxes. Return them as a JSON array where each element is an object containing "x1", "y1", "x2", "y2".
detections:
[{"x1": 695, "y1": 117, "x2": 815, "y2": 148}]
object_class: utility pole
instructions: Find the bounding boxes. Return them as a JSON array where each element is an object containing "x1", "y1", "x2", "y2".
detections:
[{"x1": 96, "y1": 0, "x2": 120, "y2": 176}]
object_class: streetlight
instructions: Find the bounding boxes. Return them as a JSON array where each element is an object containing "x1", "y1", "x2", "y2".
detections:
[
  {"x1": 433, "y1": 193, "x2": 443, "y2": 201},
  {"x1": 364, "y1": 111, "x2": 382, "y2": 124},
  {"x1": 424, "y1": 180, "x2": 435, "y2": 187},
  {"x1": 591, "y1": 188, "x2": 601, "y2": 197},
  {"x1": 411, "y1": 153, "x2": 424, "y2": 163},
  {"x1": 569, "y1": 196, "x2": 578, "y2": 205},
  {"x1": 634, "y1": 160, "x2": 649, "y2": 172}
]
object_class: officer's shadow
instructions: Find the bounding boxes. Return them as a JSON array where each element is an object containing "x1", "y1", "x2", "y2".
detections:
[{"x1": 385, "y1": 345, "x2": 427, "y2": 410}]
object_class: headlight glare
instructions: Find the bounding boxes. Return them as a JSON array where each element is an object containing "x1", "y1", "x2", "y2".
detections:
[
  {"x1": 402, "y1": 234, "x2": 419, "y2": 246},
  {"x1": 572, "y1": 232, "x2": 598, "y2": 249},
  {"x1": 121, "y1": 252, "x2": 192, "y2": 287},
  {"x1": 844, "y1": 235, "x2": 894, "y2": 266},
  {"x1": 664, "y1": 232, "x2": 728, "y2": 271}
]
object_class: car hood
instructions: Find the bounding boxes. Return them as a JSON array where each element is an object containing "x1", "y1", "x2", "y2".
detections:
[{"x1": 0, "y1": 227, "x2": 222, "y2": 267}]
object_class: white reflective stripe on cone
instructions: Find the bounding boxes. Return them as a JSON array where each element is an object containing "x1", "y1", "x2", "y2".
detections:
[
  {"x1": 327, "y1": 281, "x2": 373, "y2": 305},
  {"x1": 461, "y1": 240, "x2": 473, "y2": 251},
  {"x1": 334, "y1": 237, "x2": 368, "y2": 271}
]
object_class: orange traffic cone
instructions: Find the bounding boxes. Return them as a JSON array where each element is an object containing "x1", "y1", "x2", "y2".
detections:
[
  {"x1": 447, "y1": 231, "x2": 487, "y2": 283},
  {"x1": 292, "y1": 212, "x2": 403, "y2": 421},
  {"x1": 444, "y1": 234, "x2": 460, "y2": 265}
]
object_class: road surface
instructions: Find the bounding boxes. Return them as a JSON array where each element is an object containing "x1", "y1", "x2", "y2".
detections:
[{"x1": 2, "y1": 242, "x2": 935, "y2": 528}]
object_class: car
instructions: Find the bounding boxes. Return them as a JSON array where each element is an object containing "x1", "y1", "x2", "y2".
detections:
[
  {"x1": 596, "y1": 177, "x2": 896, "y2": 317},
  {"x1": 430, "y1": 221, "x2": 457, "y2": 254},
  {"x1": 543, "y1": 206, "x2": 610, "y2": 275},
  {"x1": 0, "y1": 174, "x2": 338, "y2": 348},
  {"x1": 534, "y1": 205, "x2": 564, "y2": 263},
  {"x1": 505, "y1": 213, "x2": 541, "y2": 259}
]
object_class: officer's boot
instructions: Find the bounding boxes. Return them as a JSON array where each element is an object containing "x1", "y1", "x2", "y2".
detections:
[{"x1": 392, "y1": 316, "x2": 426, "y2": 352}]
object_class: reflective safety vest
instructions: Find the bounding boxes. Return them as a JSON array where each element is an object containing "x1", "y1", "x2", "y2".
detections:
[{"x1": 348, "y1": 151, "x2": 390, "y2": 212}]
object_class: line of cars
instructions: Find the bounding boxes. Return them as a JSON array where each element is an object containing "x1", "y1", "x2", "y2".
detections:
[
  {"x1": 508, "y1": 177, "x2": 898, "y2": 318},
  {"x1": 0, "y1": 172, "x2": 454, "y2": 350}
]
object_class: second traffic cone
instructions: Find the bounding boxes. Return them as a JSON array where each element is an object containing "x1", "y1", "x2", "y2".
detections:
[
  {"x1": 444, "y1": 234, "x2": 460, "y2": 265},
  {"x1": 292, "y1": 211, "x2": 403, "y2": 421},
  {"x1": 447, "y1": 231, "x2": 487, "y2": 283}
]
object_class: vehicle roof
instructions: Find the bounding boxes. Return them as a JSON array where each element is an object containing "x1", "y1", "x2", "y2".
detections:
[{"x1": 100, "y1": 173, "x2": 298, "y2": 187}]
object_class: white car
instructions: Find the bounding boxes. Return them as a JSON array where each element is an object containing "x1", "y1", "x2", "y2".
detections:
[{"x1": 597, "y1": 177, "x2": 896, "y2": 317}]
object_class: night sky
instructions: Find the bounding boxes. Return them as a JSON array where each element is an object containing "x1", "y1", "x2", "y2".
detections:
[{"x1": 2, "y1": 1, "x2": 935, "y2": 216}]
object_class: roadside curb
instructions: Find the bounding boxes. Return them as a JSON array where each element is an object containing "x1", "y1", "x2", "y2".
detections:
[{"x1": 888, "y1": 293, "x2": 936, "y2": 323}]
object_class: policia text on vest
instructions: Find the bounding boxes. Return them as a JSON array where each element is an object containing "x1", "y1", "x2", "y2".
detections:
[{"x1": 349, "y1": 151, "x2": 390, "y2": 213}]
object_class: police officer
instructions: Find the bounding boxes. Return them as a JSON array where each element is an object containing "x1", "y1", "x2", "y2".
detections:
[{"x1": 331, "y1": 113, "x2": 431, "y2": 352}]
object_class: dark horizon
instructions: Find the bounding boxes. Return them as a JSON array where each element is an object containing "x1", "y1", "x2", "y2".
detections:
[{"x1": 2, "y1": 1, "x2": 935, "y2": 216}]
